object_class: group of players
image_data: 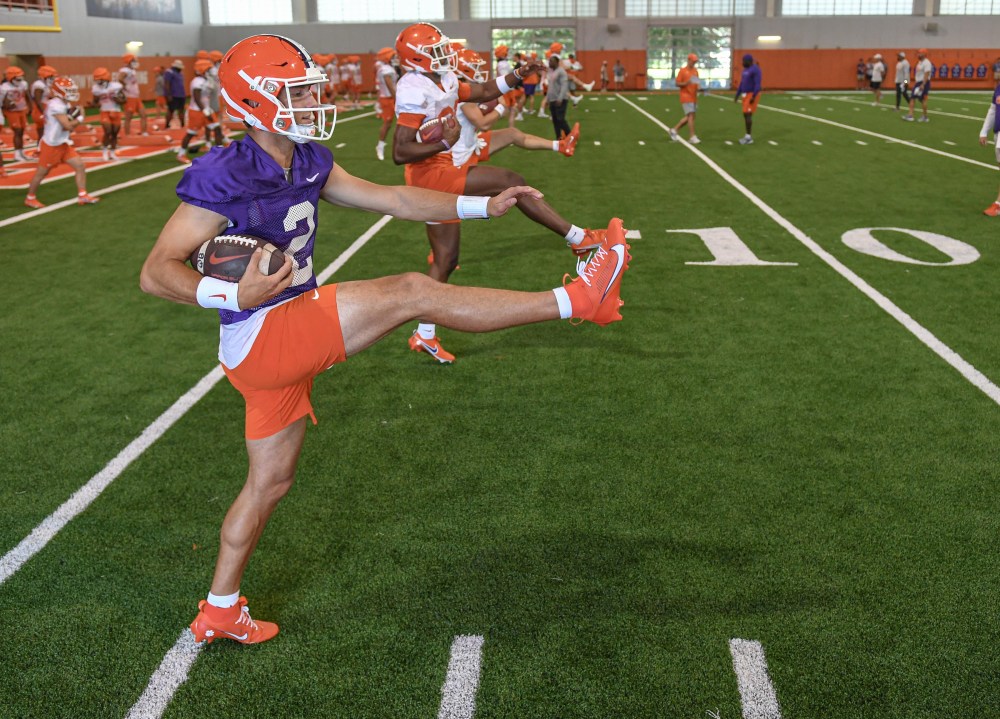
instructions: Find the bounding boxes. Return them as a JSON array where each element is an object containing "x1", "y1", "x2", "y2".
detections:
[{"x1": 858, "y1": 49, "x2": 934, "y2": 120}]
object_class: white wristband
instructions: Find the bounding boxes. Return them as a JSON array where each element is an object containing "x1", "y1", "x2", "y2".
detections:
[
  {"x1": 456, "y1": 195, "x2": 491, "y2": 220},
  {"x1": 196, "y1": 276, "x2": 241, "y2": 310},
  {"x1": 494, "y1": 103, "x2": 506, "y2": 117},
  {"x1": 496, "y1": 76, "x2": 513, "y2": 94}
]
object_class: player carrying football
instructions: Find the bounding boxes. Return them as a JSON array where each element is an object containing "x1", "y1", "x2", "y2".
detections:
[
  {"x1": 393, "y1": 23, "x2": 606, "y2": 363},
  {"x1": 139, "y1": 34, "x2": 631, "y2": 645}
]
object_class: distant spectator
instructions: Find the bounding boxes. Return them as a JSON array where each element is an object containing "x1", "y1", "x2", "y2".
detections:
[
  {"x1": 856, "y1": 58, "x2": 866, "y2": 90},
  {"x1": 904, "y1": 49, "x2": 932, "y2": 122},
  {"x1": 978, "y1": 76, "x2": 1000, "y2": 216},
  {"x1": 993, "y1": 56, "x2": 1000, "y2": 82},
  {"x1": 546, "y1": 54, "x2": 571, "y2": 140},
  {"x1": 893, "y1": 51, "x2": 910, "y2": 112},
  {"x1": 613, "y1": 59, "x2": 626, "y2": 91},
  {"x1": 600, "y1": 60, "x2": 609, "y2": 93},
  {"x1": 152, "y1": 65, "x2": 166, "y2": 118},
  {"x1": 669, "y1": 53, "x2": 700, "y2": 144},
  {"x1": 734, "y1": 53, "x2": 761, "y2": 145},
  {"x1": 870, "y1": 53, "x2": 886, "y2": 106},
  {"x1": 164, "y1": 59, "x2": 186, "y2": 128}
]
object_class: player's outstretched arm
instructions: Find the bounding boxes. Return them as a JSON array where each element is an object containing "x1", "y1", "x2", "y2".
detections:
[
  {"x1": 139, "y1": 202, "x2": 292, "y2": 308},
  {"x1": 320, "y1": 163, "x2": 542, "y2": 221}
]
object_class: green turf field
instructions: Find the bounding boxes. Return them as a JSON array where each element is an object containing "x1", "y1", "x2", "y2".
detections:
[{"x1": 1, "y1": 91, "x2": 999, "y2": 718}]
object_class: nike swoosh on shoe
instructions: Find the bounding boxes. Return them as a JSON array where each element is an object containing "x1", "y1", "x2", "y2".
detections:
[{"x1": 601, "y1": 244, "x2": 627, "y2": 302}]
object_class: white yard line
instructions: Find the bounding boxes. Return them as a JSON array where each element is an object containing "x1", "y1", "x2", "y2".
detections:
[
  {"x1": 620, "y1": 93, "x2": 1000, "y2": 407},
  {"x1": 821, "y1": 93, "x2": 983, "y2": 121},
  {"x1": 124, "y1": 630, "x2": 202, "y2": 719},
  {"x1": 0, "y1": 214, "x2": 392, "y2": 587},
  {"x1": 438, "y1": 635, "x2": 486, "y2": 719},
  {"x1": 729, "y1": 639, "x2": 783, "y2": 719},
  {"x1": 704, "y1": 95, "x2": 997, "y2": 172}
]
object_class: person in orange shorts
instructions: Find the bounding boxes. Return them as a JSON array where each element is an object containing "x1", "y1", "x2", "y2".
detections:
[
  {"x1": 90, "y1": 67, "x2": 124, "y2": 161},
  {"x1": 1, "y1": 66, "x2": 31, "y2": 163},
  {"x1": 394, "y1": 30, "x2": 606, "y2": 363},
  {"x1": 153, "y1": 66, "x2": 167, "y2": 116},
  {"x1": 139, "y1": 33, "x2": 631, "y2": 646},
  {"x1": 24, "y1": 77, "x2": 100, "y2": 208},
  {"x1": 374, "y1": 46, "x2": 397, "y2": 160},
  {"x1": 669, "y1": 53, "x2": 701, "y2": 144},
  {"x1": 30, "y1": 65, "x2": 58, "y2": 138},
  {"x1": 734, "y1": 53, "x2": 762, "y2": 145},
  {"x1": 176, "y1": 59, "x2": 223, "y2": 163},
  {"x1": 118, "y1": 53, "x2": 148, "y2": 135}
]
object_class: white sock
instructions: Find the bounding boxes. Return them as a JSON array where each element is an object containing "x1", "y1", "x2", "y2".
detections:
[
  {"x1": 207, "y1": 590, "x2": 240, "y2": 609},
  {"x1": 417, "y1": 323, "x2": 436, "y2": 340},
  {"x1": 376, "y1": 140, "x2": 385, "y2": 149},
  {"x1": 565, "y1": 225, "x2": 585, "y2": 245},
  {"x1": 551, "y1": 141, "x2": 559, "y2": 151},
  {"x1": 552, "y1": 287, "x2": 573, "y2": 320}
]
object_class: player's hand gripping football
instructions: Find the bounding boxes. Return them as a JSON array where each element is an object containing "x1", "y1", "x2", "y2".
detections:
[
  {"x1": 441, "y1": 114, "x2": 460, "y2": 148},
  {"x1": 486, "y1": 186, "x2": 544, "y2": 217},
  {"x1": 237, "y1": 248, "x2": 294, "y2": 309}
]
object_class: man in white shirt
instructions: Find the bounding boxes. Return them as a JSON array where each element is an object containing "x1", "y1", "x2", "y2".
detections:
[
  {"x1": 870, "y1": 53, "x2": 886, "y2": 106},
  {"x1": 893, "y1": 52, "x2": 910, "y2": 112},
  {"x1": 904, "y1": 49, "x2": 932, "y2": 122},
  {"x1": 979, "y1": 79, "x2": 1000, "y2": 216}
]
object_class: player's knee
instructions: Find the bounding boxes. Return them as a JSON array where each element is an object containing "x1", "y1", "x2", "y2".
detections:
[{"x1": 504, "y1": 169, "x2": 525, "y2": 187}]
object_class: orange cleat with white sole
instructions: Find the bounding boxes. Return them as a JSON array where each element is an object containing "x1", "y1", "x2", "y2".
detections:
[
  {"x1": 77, "y1": 194, "x2": 100, "y2": 205},
  {"x1": 984, "y1": 202, "x2": 1000, "y2": 217},
  {"x1": 190, "y1": 596, "x2": 279, "y2": 645},
  {"x1": 568, "y1": 227, "x2": 606, "y2": 258},
  {"x1": 408, "y1": 331, "x2": 455, "y2": 363},
  {"x1": 558, "y1": 122, "x2": 580, "y2": 157},
  {"x1": 24, "y1": 197, "x2": 45, "y2": 209},
  {"x1": 563, "y1": 217, "x2": 631, "y2": 326}
]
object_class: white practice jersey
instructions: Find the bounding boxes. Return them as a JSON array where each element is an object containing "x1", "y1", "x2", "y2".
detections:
[
  {"x1": 395, "y1": 70, "x2": 461, "y2": 127},
  {"x1": 914, "y1": 58, "x2": 933, "y2": 84},
  {"x1": 339, "y1": 63, "x2": 352, "y2": 83},
  {"x1": 31, "y1": 79, "x2": 51, "y2": 108},
  {"x1": 190, "y1": 76, "x2": 209, "y2": 109},
  {"x1": 376, "y1": 63, "x2": 396, "y2": 98},
  {"x1": 452, "y1": 103, "x2": 483, "y2": 167},
  {"x1": 206, "y1": 65, "x2": 221, "y2": 111},
  {"x1": 871, "y1": 61, "x2": 885, "y2": 83},
  {"x1": 119, "y1": 66, "x2": 141, "y2": 98},
  {"x1": 894, "y1": 59, "x2": 910, "y2": 84},
  {"x1": 92, "y1": 81, "x2": 124, "y2": 112},
  {"x1": 324, "y1": 62, "x2": 338, "y2": 87},
  {"x1": 1, "y1": 79, "x2": 29, "y2": 111},
  {"x1": 497, "y1": 59, "x2": 512, "y2": 77},
  {"x1": 42, "y1": 97, "x2": 72, "y2": 146}
]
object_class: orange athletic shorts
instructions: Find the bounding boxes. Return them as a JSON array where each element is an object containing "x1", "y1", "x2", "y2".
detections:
[
  {"x1": 100, "y1": 110, "x2": 122, "y2": 125},
  {"x1": 124, "y1": 97, "x2": 143, "y2": 113},
  {"x1": 156, "y1": 96, "x2": 167, "y2": 109},
  {"x1": 32, "y1": 107, "x2": 44, "y2": 128},
  {"x1": 471, "y1": 130, "x2": 492, "y2": 164},
  {"x1": 222, "y1": 284, "x2": 347, "y2": 440},
  {"x1": 742, "y1": 93, "x2": 760, "y2": 114},
  {"x1": 3, "y1": 110, "x2": 27, "y2": 130},
  {"x1": 188, "y1": 108, "x2": 215, "y2": 130},
  {"x1": 37, "y1": 140, "x2": 79, "y2": 168},
  {"x1": 377, "y1": 97, "x2": 394, "y2": 121},
  {"x1": 404, "y1": 152, "x2": 469, "y2": 225}
]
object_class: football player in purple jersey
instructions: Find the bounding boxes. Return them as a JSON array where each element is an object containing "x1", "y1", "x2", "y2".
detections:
[{"x1": 139, "y1": 34, "x2": 631, "y2": 644}]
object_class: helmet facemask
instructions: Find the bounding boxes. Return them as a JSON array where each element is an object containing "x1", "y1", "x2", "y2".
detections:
[{"x1": 226, "y1": 65, "x2": 337, "y2": 144}]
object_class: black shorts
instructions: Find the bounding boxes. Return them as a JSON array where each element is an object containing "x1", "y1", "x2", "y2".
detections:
[
  {"x1": 167, "y1": 97, "x2": 186, "y2": 112},
  {"x1": 870, "y1": 81, "x2": 882, "y2": 90}
]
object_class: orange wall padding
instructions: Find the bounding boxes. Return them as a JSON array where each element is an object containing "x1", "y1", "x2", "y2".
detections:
[{"x1": 733, "y1": 48, "x2": 999, "y2": 90}]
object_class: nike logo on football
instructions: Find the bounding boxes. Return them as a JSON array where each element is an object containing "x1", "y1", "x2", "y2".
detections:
[
  {"x1": 306, "y1": 173, "x2": 320, "y2": 182},
  {"x1": 602, "y1": 245, "x2": 627, "y2": 302},
  {"x1": 207, "y1": 252, "x2": 236, "y2": 266},
  {"x1": 222, "y1": 631, "x2": 249, "y2": 641}
]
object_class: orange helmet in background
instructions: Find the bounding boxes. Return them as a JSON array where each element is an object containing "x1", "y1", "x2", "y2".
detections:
[
  {"x1": 377, "y1": 47, "x2": 395, "y2": 62},
  {"x1": 494, "y1": 45, "x2": 508, "y2": 60},
  {"x1": 50, "y1": 76, "x2": 80, "y2": 102},
  {"x1": 395, "y1": 22, "x2": 456, "y2": 74},
  {"x1": 37, "y1": 65, "x2": 58, "y2": 80},
  {"x1": 5, "y1": 66, "x2": 25, "y2": 81},
  {"x1": 196, "y1": 50, "x2": 211, "y2": 60},
  {"x1": 194, "y1": 59, "x2": 214, "y2": 75},
  {"x1": 456, "y1": 48, "x2": 489, "y2": 83},
  {"x1": 122, "y1": 53, "x2": 136, "y2": 64},
  {"x1": 209, "y1": 50, "x2": 224, "y2": 62},
  {"x1": 93, "y1": 67, "x2": 112, "y2": 82}
]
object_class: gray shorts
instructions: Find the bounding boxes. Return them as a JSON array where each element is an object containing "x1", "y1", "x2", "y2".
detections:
[{"x1": 682, "y1": 102, "x2": 697, "y2": 114}]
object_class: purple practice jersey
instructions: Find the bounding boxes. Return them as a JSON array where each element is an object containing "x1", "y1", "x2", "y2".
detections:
[
  {"x1": 176, "y1": 135, "x2": 334, "y2": 325},
  {"x1": 737, "y1": 64, "x2": 762, "y2": 97}
]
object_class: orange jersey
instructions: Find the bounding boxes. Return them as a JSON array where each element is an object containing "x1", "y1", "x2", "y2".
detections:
[{"x1": 676, "y1": 67, "x2": 699, "y2": 103}]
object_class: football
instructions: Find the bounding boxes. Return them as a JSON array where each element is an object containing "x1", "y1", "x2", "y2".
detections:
[
  {"x1": 189, "y1": 234, "x2": 286, "y2": 282},
  {"x1": 417, "y1": 117, "x2": 444, "y2": 144},
  {"x1": 113, "y1": 89, "x2": 127, "y2": 105},
  {"x1": 478, "y1": 98, "x2": 500, "y2": 113}
]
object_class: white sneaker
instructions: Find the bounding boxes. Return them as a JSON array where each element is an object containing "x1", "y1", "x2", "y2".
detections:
[
  {"x1": 376, "y1": 144, "x2": 384, "y2": 161},
  {"x1": 109, "y1": 150, "x2": 118, "y2": 161},
  {"x1": 538, "y1": 112, "x2": 548, "y2": 119},
  {"x1": 13, "y1": 150, "x2": 27, "y2": 162},
  {"x1": 102, "y1": 148, "x2": 110, "y2": 161},
  {"x1": 917, "y1": 116, "x2": 930, "y2": 123},
  {"x1": 689, "y1": 136, "x2": 701, "y2": 145},
  {"x1": 669, "y1": 128, "x2": 679, "y2": 142},
  {"x1": 902, "y1": 114, "x2": 914, "y2": 121},
  {"x1": 738, "y1": 136, "x2": 753, "y2": 145},
  {"x1": 872, "y1": 102, "x2": 878, "y2": 106},
  {"x1": 571, "y1": 96, "x2": 581, "y2": 106},
  {"x1": 582, "y1": 81, "x2": 595, "y2": 92}
]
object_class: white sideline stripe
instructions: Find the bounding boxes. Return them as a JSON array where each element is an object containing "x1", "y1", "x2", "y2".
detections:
[
  {"x1": 638, "y1": 140, "x2": 645, "y2": 145},
  {"x1": 124, "y1": 630, "x2": 202, "y2": 719},
  {"x1": 438, "y1": 635, "x2": 485, "y2": 719},
  {"x1": 767, "y1": 140, "x2": 778, "y2": 145},
  {"x1": 335, "y1": 142, "x2": 347, "y2": 148},
  {"x1": 620, "y1": 93, "x2": 1000, "y2": 407},
  {"x1": 706, "y1": 95, "x2": 998, "y2": 172},
  {"x1": 725, "y1": 140, "x2": 733, "y2": 145},
  {"x1": 593, "y1": 140, "x2": 602, "y2": 145},
  {"x1": 943, "y1": 140, "x2": 956, "y2": 146},
  {"x1": 729, "y1": 639, "x2": 782, "y2": 719},
  {"x1": 0, "y1": 113, "x2": 375, "y2": 229},
  {"x1": 856, "y1": 140, "x2": 868, "y2": 145},
  {"x1": 811, "y1": 140, "x2": 823, "y2": 145},
  {"x1": 823, "y1": 94, "x2": 982, "y2": 121},
  {"x1": 0, "y1": 214, "x2": 393, "y2": 587},
  {"x1": 625, "y1": 229, "x2": 642, "y2": 239}
]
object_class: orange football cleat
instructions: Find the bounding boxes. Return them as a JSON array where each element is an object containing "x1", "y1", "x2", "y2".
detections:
[
  {"x1": 569, "y1": 227, "x2": 606, "y2": 258},
  {"x1": 558, "y1": 122, "x2": 580, "y2": 157},
  {"x1": 190, "y1": 596, "x2": 279, "y2": 645},
  {"x1": 77, "y1": 194, "x2": 100, "y2": 205},
  {"x1": 24, "y1": 197, "x2": 45, "y2": 209},
  {"x1": 984, "y1": 202, "x2": 1000, "y2": 217},
  {"x1": 177, "y1": 152, "x2": 192, "y2": 164},
  {"x1": 563, "y1": 217, "x2": 631, "y2": 326},
  {"x1": 408, "y1": 331, "x2": 455, "y2": 363}
]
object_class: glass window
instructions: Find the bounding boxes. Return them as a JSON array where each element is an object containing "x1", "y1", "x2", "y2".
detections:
[
  {"x1": 490, "y1": 27, "x2": 577, "y2": 58},
  {"x1": 316, "y1": 0, "x2": 444, "y2": 22},
  {"x1": 647, "y1": 26, "x2": 733, "y2": 90},
  {"x1": 471, "y1": 0, "x2": 598, "y2": 18},
  {"x1": 207, "y1": 0, "x2": 292, "y2": 24},
  {"x1": 626, "y1": 0, "x2": 753, "y2": 15},
  {"x1": 781, "y1": 0, "x2": 911, "y2": 14},
  {"x1": 940, "y1": 0, "x2": 1000, "y2": 12}
]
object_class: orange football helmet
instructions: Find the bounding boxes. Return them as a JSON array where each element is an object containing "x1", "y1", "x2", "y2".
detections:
[
  {"x1": 395, "y1": 22, "x2": 456, "y2": 74},
  {"x1": 196, "y1": 50, "x2": 211, "y2": 60},
  {"x1": 456, "y1": 48, "x2": 489, "y2": 84},
  {"x1": 5, "y1": 66, "x2": 25, "y2": 81},
  {"x1": 377, "y1": 47, "x2": 395, "y2": 63},
  {"x1": 37, "y1": 65, "x2": 58, "y2": 80},
  {"x1": 219, "y1": 34, "x2": 336, "y2": 143},
  {"x1": 93, "y1": 67, "x2": 112, "y2": 83},
  {"x1": 194, "y1": 59, "x2": 214, "y2": 76},
  {"x1": 50, "y1": 76, "x2": 80, "y2": 103},
  {"x1": 209, "y1": 50, "x2": 224, "y2": 63},
  {"x1": 494, "y1": 45, "x2": 508, "y2": 60}
]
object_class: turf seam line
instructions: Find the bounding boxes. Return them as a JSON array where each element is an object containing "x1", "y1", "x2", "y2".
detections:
[
  {"x1": 0, "y1": 112, "x2": 376, "y2": 229},
  {"x1": 124, "y1": 630, "x2": 201, "y2": 719},
  {"x1": 729, "y1": 639, "x2": 783, "y2": 719},
  {"x1": 619, "y1": 93, "x2": 1000, "y2": 407},
  {"x1": 0, "y1": 213, "x2": 392, "y2": 588},
  {"x1": 702, "y1": 94, "x2": 996, "y2": 171},
  {"x1": 438, "y1": 635, "x2": 485, "y2": 719}
]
